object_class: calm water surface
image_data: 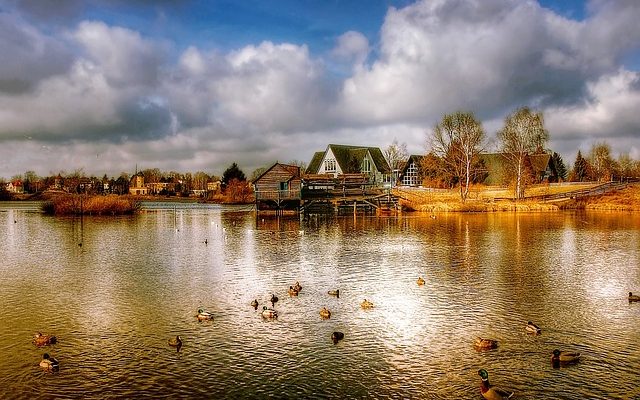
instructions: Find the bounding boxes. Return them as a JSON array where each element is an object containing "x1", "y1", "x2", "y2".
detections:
[{"x1": 1, "y1": 202, "x2": 639, "y2": 399}]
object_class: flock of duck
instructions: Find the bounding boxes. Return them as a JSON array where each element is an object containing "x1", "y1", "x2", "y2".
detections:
[
  {"x1": 474, "y1": 292, "x2": 640, "y2": 399},
  {"x1": 31, "y1": 280, "x2": 640, "y2": 398}
]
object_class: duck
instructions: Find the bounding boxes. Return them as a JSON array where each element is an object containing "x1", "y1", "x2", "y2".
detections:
[
  {"x1": 629, "y1": 292, "x2": 640, "y2": 302},
  {"x1": 33, "y1": 332, "x2": 57, "y2": 347},
  {"x1": 328, "y1": 289, "x2": 340, "y2": 297},
  {"x1": 293, "y1": 281, "x2": 302, "y2": 292},
  {"x1": 551, "y1": 349, "x2": 581, "y2": 368},
  {"x1": 197, "y1": 308, "x2": 214, "y2": 321},
  {"x1": 417, "y1": 277, "x2": 425, "y2": 286},
  {"x1": 319, "y1": 307, "x2": 331, "y2": 319},
  {"x1": 526, "y1": 321, "x2": 541, "y2": 334},
  {"x1": 331, "y1": 331, "x2": 345, "y2": 344},
  {"x1": 168, "y1": 335, "x2": 182, "y2": 348},
  {"x1": 251, "y1": 299, "x2": 259, "y2": 309},
  {"x1": 474, "y1": 337, "x2": 498, "y2": 350},
  {"x1": 288, "y1": 286, "x2": 299, "y2": 296},
  {"x1": 478, "y1": 369, "x2": 513, "y2": 399},
  {"x1": 261, "y1": 306, "x2": 278, "y2": 319},
  {"x1": 361, "y1": 299, "x2": 374, "y2": 309},
  {"x1": 270, "y1": 294, "x2": 279, "y2": 306},
  {"x1": 39, "y1": 353, "x2": 59, "y2": 372}
]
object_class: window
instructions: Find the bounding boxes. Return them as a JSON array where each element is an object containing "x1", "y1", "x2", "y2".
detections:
[
  {"x1": 402, "y1": 161, "x2": 419, "y2": 186},
  {"x1": 362, "y1": 158, "x2": 371, "y2": 173},
  {"x1": 324, "y1": 159, "x2": 336, "y2": 172},
  {"x1": 279, "y1": 181, "x2": 288, "y2": 191}
]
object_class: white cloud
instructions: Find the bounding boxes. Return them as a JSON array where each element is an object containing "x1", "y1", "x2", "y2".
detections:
[
  {"x1": 73, "y1": 21, "x2": 165, "y2": 87},
  {"x1": 336, "y1": 0, "x2": 640, "y2": 126},
  {"x1": 1, "y1": 0, "x2": 640, "y2": 179},
  {"x1": 0, "y1": 12, "x2": 72, "y2": 93},
  {"x1": 546, "y1": 68, "x2": 640, "y2": 159},
  {"x1": 331, "y1": 31, "x2": 370, "y2": 66}
]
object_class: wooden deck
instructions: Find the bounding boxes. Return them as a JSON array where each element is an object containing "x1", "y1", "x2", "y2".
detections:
[{"x1": 255, "y1": 173, "x2": 400, "y2": 215}]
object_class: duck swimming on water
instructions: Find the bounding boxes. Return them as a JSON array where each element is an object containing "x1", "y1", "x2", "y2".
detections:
[
  {"x1": 270, "y1": 294, "x2": 279, "y2": 306},
  {"x1": 474, "y1": 337, "x2": 498, "y2": 350},
  {"x1": 168, "y1": 335, "x2": 183, "y2": 350},
  {"x1": 261, "y1": 306, "x2": 278, "y2": 319},
  {"x1": 328, "y1": 289, "x2": 340, "y2": 297},
  {"x1": 331, "y1": 331, "x2": 344, "y2": 344},
  {"x1": 319, "y1": 307, "x2": 331, "y2": 319},
  {"x1": 40, "y1": 353, "x2": 59, "y2": 372},
  {"x1": 551, "y1": 349, "x2": 580, "y2": 367},
  {"x1": 197, "y1": 308, "x2": 214, "y2": 321},
  {"x1": 33, "y1": 332, "x2": 57, "y2": 347},
  {"x1": 526, "y1": 321, "x2": 541, "y2": 334},
  {"x1": 360, "y1": 299, "x2": 374, "y2": 309},
  {"x1": 629, "y1": 292, "x2": 640, "y2": 302},
  {"x1": 251, "y1": 299, "x2": 259, "y2": 309},
  {"x1": 478, "y1": 369, "x2": 513, "y2": 400}
]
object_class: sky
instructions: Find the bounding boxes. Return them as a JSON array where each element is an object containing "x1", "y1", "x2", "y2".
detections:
[{"x1": 1, "y1": 0, "x2": 640, "y2": 179}]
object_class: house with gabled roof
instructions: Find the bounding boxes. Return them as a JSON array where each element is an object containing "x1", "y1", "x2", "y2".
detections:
[
  {"x1": 479, "y1": 153, "x2": 558, "y2": 185},
  {"x1": 252, "y1": 162, "x2": 302, "y2": 214},
  {"x1": 129, "y1": 173, "x2": 148, "y2": 195},
  {"x1": 398, "y1": 155, "x2": 424, "y2": 186},
  {"x1": 306, "y1": 144, "x2": 391, "y2": 185}
]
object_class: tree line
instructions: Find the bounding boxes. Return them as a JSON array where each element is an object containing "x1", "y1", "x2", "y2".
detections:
[
  {"x1": 0, "y1": 162, "x2": 258, "y2": 203},
  {"x1": 384, "y1": 107, "x2": 640, "y2": 202}
]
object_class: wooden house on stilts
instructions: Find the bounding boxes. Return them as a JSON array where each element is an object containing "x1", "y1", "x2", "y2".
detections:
[{"x1": 252, "y1": 163, "x2": 302, "y2": 215}]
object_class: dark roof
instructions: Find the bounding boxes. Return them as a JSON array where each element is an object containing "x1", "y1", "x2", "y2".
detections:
[
  {"x1": 328, "y1": 144, "x2": 390, "y2": 174},
  {"x1": 306, "y1": 152, "x2": 325, "y2": 174},
  {"x1": 399, "y1": 154, "x2": 424, "y2": 176},
  {"x1": 528, "y1": 154, "x2": 551, "y2": 173},
  {"x1": 252, "y1": 162, "x2": 301, "y2": 183},
  {"x1": 479, "y1": 153, "x2": 551, "y2": 173}
]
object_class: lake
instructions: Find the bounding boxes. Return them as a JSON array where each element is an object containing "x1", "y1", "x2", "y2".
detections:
[{"x1": 1, "y1": 202, "x2": 639, "y2": 399}]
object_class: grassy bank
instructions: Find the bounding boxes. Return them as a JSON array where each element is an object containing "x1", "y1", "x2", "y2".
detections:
[
  {"x1": 42, "y1": 194, "x2": 140, "y2": 215},
  {"x1": 395, "y1": 183, "x2": 640, "y2": 213}
]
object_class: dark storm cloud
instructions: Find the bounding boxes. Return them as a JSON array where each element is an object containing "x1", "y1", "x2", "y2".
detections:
[
  {"x1": 1, "y1": 0, "x2": 640, "y2": 178},
  {"x1": 0, "y1": 13, "x2": 73, "y2": 93}
]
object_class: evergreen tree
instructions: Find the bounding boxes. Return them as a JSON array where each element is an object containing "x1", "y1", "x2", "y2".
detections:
[
  {"x1": 221, "y1": 163, "x2": 246, "y2": 187},
  {"x1": 573, "y1": 150, "x2": 588, "y2": 182},
  {"x1": 551, "y1": 152, "x2": 567, "y2": 181}
]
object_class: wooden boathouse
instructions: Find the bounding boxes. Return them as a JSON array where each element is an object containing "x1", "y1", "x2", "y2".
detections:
[
  {"x1": 252, "y1": 163, "x2": 302, "y2": 215},
  {"x1": 253, "y1": 144, "x2": 400, "y2": 215},
  {"x1": 253, "y1": 165, "x2": 399, "y2": 215}
]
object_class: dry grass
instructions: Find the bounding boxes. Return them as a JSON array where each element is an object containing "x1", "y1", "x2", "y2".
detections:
[
  {"x1": 565, "y1": 185, "x2": 640, "y2": 211},
  {"x1": 395, "y1": 183, "x2": 640, "y2": 213},
  {"x1": 42, "y1": 194, "x2": 140, "y2": 215}
]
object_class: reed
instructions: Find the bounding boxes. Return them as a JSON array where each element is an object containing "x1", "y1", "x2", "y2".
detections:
[{"x1": 42, "y1": 194, "x2": 140, "y2": 215}]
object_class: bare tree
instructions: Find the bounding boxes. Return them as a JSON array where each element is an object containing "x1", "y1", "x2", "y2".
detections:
[
  {"x1": 588, "y1": 141, "x2": 614, "y2": 181},
  {"x1": 497, "y1": 107, "x2": 548, "y2": 199},
  {"x1": 288, "y1": 160, "x2": 308, "y2": 174},
  {"x1": 384, "y1": 139, "x2": 409, "y2": 186},
  {"x1": 193, "y1": 171, "x2": 210, "y2": 191},
  {"x1": 430, "y1": 111, "x2": 485, "y2": 201}
]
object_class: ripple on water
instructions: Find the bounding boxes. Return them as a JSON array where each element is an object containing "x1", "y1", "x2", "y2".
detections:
[{"x1": 1, "y1": 209, "x2": 640, "y2": 398}]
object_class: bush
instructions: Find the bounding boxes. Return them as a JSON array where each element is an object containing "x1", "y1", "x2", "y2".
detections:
[{"x1": 42, "y1": 194, "x2": 140, "y2": 215}]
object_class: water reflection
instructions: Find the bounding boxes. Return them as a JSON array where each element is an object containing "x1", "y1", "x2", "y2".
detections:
[{"x1": 0, "y1": 205, "x2": 639, "y2": 399}]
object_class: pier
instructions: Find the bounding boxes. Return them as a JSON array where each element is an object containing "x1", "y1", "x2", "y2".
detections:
[{"x1": 254, "y1": 170, "x2": 400, "y2": 216}]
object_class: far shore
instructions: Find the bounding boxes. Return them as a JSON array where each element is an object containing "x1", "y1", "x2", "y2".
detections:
[{"x1": 4, "y1": 182, "x2": 639, "y2": 213}]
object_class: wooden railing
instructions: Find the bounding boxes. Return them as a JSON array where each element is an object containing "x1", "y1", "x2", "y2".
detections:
[
  {"x1": 255, "y1": 190, "x2": 301, "y2": 201},
  {"x1": 527, "y1": 181, "x2": 629, "y2": 202}
]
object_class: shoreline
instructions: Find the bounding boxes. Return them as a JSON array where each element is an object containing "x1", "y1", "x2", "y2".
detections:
[{"x1": 4, "y1": 183, "x2": 639, "y2": 213}]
